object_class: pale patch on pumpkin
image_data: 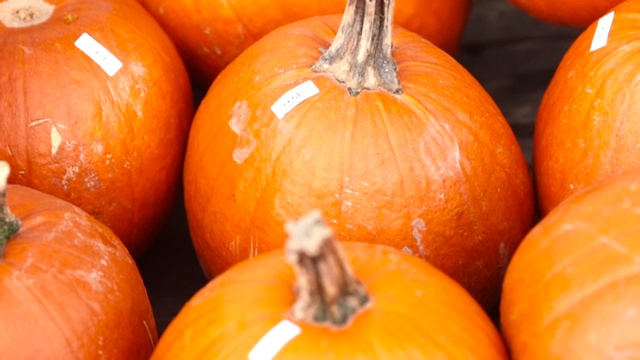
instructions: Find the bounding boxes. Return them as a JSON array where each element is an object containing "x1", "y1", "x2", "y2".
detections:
[
  {"x1": 229, "y1": 236, "x2": 241, "y2": 261},
  {"x1": 29, "y1": 118, "x2": 62, "y2": 156},
  {"x1": 17, "y1": 45, "x2": 31, "y2": 54},
  {"x1": 70, "y1": 269, "x2": 106, "y2": 293},
  {"x1": 248, "y1": 236, "x2": 259, "y2": 258},
  {"x1": 402, "y1": 246, "x2": 413, "y2": 255},
  {"x1": 228, "y1": 100, "x2": 256, "y2": 164},
  {"x1": 62, "y1": 165, "x2": 79, "y2": 190},
  {"x1": 92, "y1": 142, "x2": 104, "y2": 155},
  {"x1": 411, "y1": 218, "x2": 428, "y2": 256}
]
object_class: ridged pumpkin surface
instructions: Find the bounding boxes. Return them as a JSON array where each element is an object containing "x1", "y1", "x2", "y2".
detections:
[
  {"x1": 138, "y1": 0, "x2": 471, "y2": 86},
  {"x1": 183, "y1": 15, "x2": 535, "y2": 309},
  {"x1": 501, "y1": 171, "x2": 640, "y2": 359},
  {"x1": 0, "y1": 0, "x2": 193, "y2": 256},
  {"x1": 533, "y1": 0, "x2": 640, "y2": 215},
  {"x1": 152, "y1": 241, "x2": 507, "y2": 359},
  {"x1": 1, "y1": 182, "x2": 157, "y2": 358}
]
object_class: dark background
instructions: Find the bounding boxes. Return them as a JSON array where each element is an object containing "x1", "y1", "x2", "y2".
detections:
[{"x1": 136, "y1": 0, "x2": 584, "y2": 335}]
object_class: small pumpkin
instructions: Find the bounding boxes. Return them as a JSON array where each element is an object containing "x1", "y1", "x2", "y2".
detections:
[
  {"x1": 0, "y1": 161, "x2": 157, "y2": 358},
  {"x1": 138, "y1": 0, "x2": 472, "y2": 87},
  {"x1": 501, "y1": 171, "x2": 640, "y2": 359},
  {"x1": 507, "y1": 0, "x2": 623, "y2": 27},
  {"x1": 183, "y1": 0, "x2": 535, "y2": 309},
  {"x1": 533, "y1": 0, "x2": 640, "y2": 216},
  {"x1": 0, "y1": 0, "x2": 193, "y2": 256},
  {"x1": 152, "y1": 211, "x2": 508, "y2": 359}
]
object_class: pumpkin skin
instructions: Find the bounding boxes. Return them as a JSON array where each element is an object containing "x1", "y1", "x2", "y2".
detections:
[
  {"x1": 183, "y1": 15, "x2": 536, "y2": 309},
  {"x1": 0, "y1": 183, "x2": 158, "y2": 358},
  {"x1": 507, "y1": 0, "x2": 623, "y2": 27},
  {"x1": 151, "y1": 241, "x2": 508, "y2": 359},
  {"x1": 138, "y1": 0, "x2": 472, "y2": 87},
  {"x1": 0, "y1": 0, "x2": 193, "y2": 256},
  {"x1": 501, "y1": 171, "x2": 640, "y2": 359},
  {"x1": 533, "y1": 0, "x2": 640, "y2": 216}
]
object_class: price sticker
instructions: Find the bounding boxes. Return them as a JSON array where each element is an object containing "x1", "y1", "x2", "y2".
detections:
[
  {"x1": 590, "y1": 12, "x2": 615, "y2": 52},
  {"x1": 74, "y1": 32, "x2": 123, "y2": 76}
]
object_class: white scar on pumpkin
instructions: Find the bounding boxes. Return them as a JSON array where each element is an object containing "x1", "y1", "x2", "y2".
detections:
[
  {"x1": 228, "y1": 100, "x2": 256, "y2": 164},
  {"x1": 411, "y1": 218, "x2": 428, "y2": 256},
  {"x1": 29, "y1": 118, "x2": 62, "y2": 156}
]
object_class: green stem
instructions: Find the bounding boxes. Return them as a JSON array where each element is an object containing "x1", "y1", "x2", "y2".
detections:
[
  {"x1": 285, "y1": 210, "x2": 370, "y2": 327},
  {"x1": 311, "y1": 0, "x2": 402, "y2": 96},
  {"x1": 0, "y1": 162, "x2": 20, "y2": 252}
]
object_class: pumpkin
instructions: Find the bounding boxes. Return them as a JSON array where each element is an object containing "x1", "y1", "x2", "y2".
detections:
[
  {"x1": 501, "y1": 171, "x2": 640, "y2": 359},
  {"x1": 533, "y1": 0, "x2": 640, "y2": 216},
  {"x1": 138, "y1": 0, "x2": 472, "y2": 87},
  {"x1": 151, "y1": 210, "x2": 508, "y2": 359},
  {"x1": 507, "y1": 0, "x2": 623, "y2": 27},
  {"x1": 0, "y1": 0, "x2": 193, "y2": 256},
  {"x1": 183, "y1": 0, "x2": 535, "y2": 309},
  {"x1": 0, "y1": 161, "x2": 157, "y2": 358},
  {"x1": 183, "y1": 0, "x2": 534, "y2": 307}
]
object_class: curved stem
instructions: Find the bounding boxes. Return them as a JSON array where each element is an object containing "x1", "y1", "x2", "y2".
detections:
[
  {"x1": 0, "y1": 162, "x2": 20, "y2": 252},
  {"x1": 285, "y1": 210, "x2": 369, "y2": 327},
  {"x1": 311, "y1": 0, "x2": 402, "y2": 96}
]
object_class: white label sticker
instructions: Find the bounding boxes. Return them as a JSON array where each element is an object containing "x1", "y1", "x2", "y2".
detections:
[
  {"x1": 74, "y1": 32, "x2": 123, "y2": 76},
  {"x1": 590, "y1": 12, "x2": 615, "y2": 52},
  {"x1": 248, "y1": 320, "x2": 301, "y2": 360},
  {"x1": 270, "y1": 80, "x2": 319, "y2": 120}
]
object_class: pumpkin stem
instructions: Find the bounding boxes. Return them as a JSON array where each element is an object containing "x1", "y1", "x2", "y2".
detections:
[
  {"x1": 285, "y1": 210, "x2": 370, "y2": 327},
  {"x1": 311, "y1": 0, "x2": 402, "y2": 96},
  {"x1": 0, "y1": 161, "x2": 20, "y2": 252},
  {"x1": 0, "y1": 0, "x2": 55, "y2": 28}
]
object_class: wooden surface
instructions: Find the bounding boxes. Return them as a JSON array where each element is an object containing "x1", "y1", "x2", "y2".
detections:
[{"x1": 136, "y1": 0, "x2": 584, "y2": 335}]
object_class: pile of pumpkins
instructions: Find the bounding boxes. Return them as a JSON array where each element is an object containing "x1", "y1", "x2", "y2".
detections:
[{"x1": 1, "y1": 0, "x2": 639, "y2": 357}]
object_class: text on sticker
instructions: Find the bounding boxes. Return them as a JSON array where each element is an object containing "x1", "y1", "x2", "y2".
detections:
[
  {"x1": 590, "y1": 12, "x2": 615, "y2": 52},
  {"x1": 247, "y1": 320, "x2": 301, "y2": 360},
  {"x1": 74, "y1": 33, "x2": 123, "y2": 76},
  {"x1": 271, "y1": 80, "x2": 319, "y2": 120}
]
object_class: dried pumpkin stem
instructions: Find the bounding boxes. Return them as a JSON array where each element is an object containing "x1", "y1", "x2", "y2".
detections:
[
  {"x1": 285, "y1": 210, "x2": 369, "y2": 327},
  {"x1": 0, "y1": 161, "x2": 20, "y2": 251},
  {"x1": 311, "y1": 0, "x2": 401, "y2": 96}
]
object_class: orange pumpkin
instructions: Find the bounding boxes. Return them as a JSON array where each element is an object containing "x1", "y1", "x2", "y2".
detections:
[
  {"x1": 152, "y1": 211, "x2": 508, "y2": 359},
  {"x1": 501, "y1": 171, "x2": 640, "y2": 359},
  {"x1": 183, "y1": 0, "x2": 535, "y2": 309},
  {"x1": 507, "y1": 0, "x2": 623, "y2": 27},
  {"x1": 138, "y1": 0, "x2": 472, "y2": 87},
  {"x1": 533, "y1": 0, "x2": 640, "y2": 216},
  {"x1": 0, "y1": 0, "x2": 193, "y2": 256},
  {"x1": 0, "y1": 161, "x2": 157, "y2": 358}
]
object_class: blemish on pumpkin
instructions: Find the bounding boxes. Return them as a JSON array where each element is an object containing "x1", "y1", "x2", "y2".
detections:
[
  {"x1": 84, "y1": 171, "x2": 99, "y2": 190},
  {"x1": 249, "y1": 235, "x2": 259, "y2": 258},
  {"x1": 143, "y1": 320, "x2": 155, "y2": 347},
  {"x1": 17, "y1": 45, "x2": 31, "y2": 54},
  {"x1": 29, "y1": 118, "x2": 62, "y2": 156},
  {"x1": 411, "y1": 218, "x2": 428, "y2": 256},
  {"x1": 402, "y1": 246, "x2": 413, "y2": 255},
  {"x1": 62, "y1": 165, "x2": 79, "y2": 190},
  {"x1": 228, "y1": 101, "x2": 256, "y2": 164},
  {"x1": 229, "y1": 236, "x2": 241, "y2": 260},
  {"x1": 63, "y1": 13, "x2": 78, "y2": 24}
]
